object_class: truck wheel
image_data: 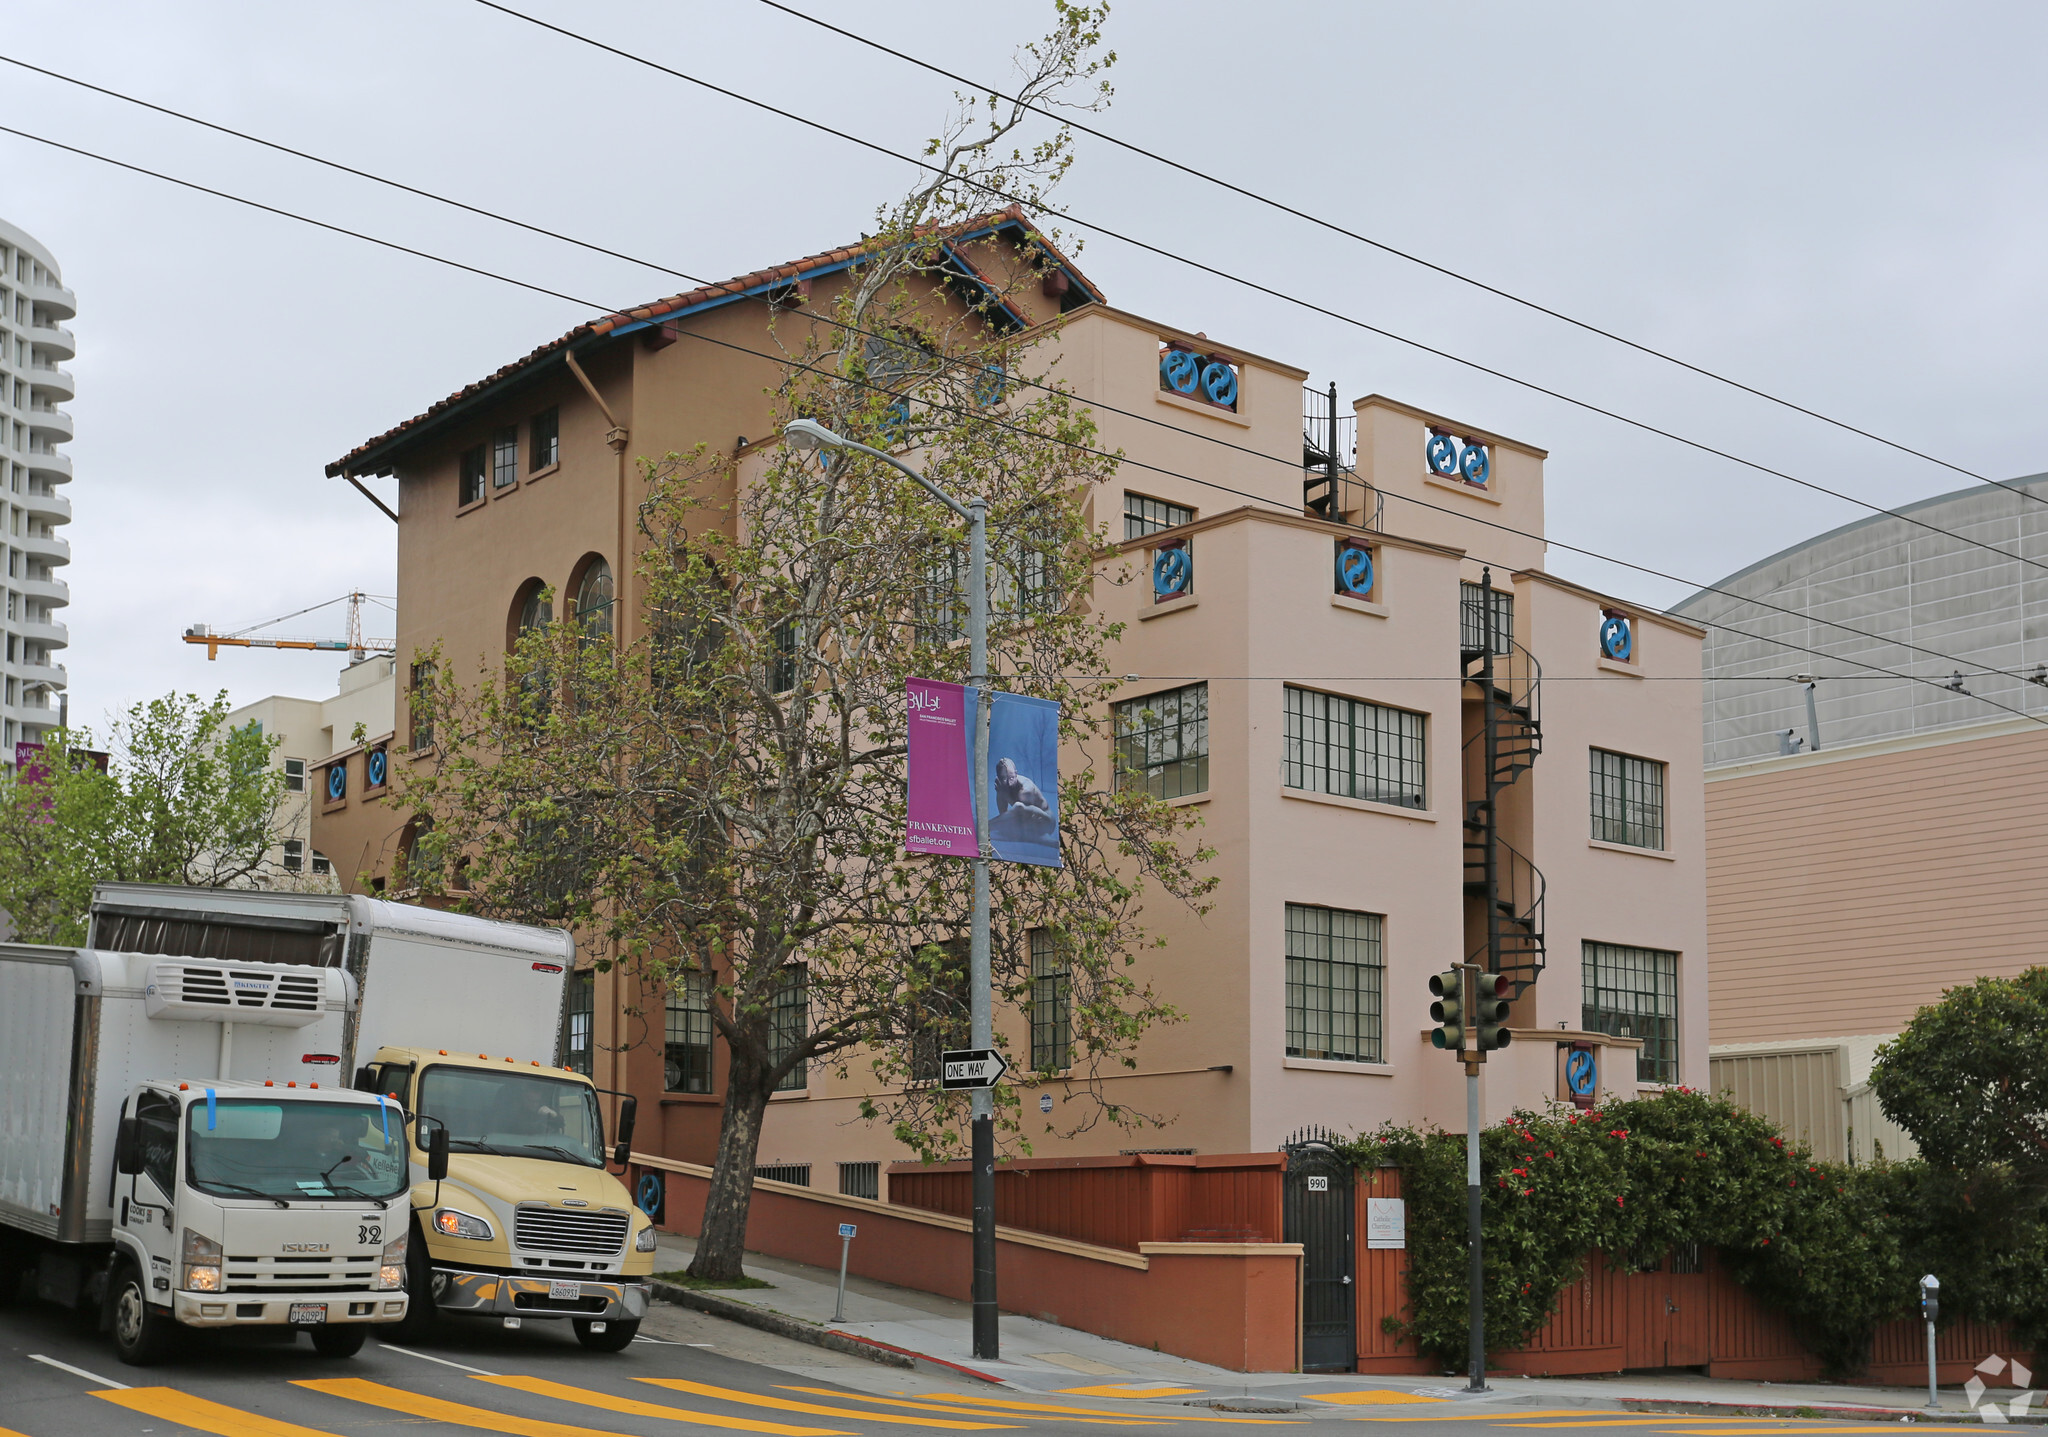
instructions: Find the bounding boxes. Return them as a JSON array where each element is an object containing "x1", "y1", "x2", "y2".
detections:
[
  {"x1": 108, "y1": 1260, "x2": 176, "y2": 1366},
  {"x1": 572, "y1": 1317, "x2": 639, "y2": 1352},
  {"x1": 309, "y1": 1326, "x2": 368, "y2": 1358},
  {"x1": 390, "y1": 1223, "x2": 437, "y2": 1340}
]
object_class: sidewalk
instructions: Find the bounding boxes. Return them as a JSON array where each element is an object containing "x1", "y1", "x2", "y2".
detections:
[{"x1": 649, "y1": 1234, "x2": 2034, "y2": 1420}]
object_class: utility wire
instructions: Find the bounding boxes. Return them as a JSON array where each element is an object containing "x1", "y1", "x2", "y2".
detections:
[
  {"x1": 467, "y1": 0, "x2": 2048, "y2": 580},
  {"x1": 13, "y1": 45, "x2": 2048, "y2": 599},
  {"x1": 3, "y1": 120, "x2": 2041, "y2": 733},
  {"x1": 748, "y1": 0, "x2": 2046, "y2": 512}
]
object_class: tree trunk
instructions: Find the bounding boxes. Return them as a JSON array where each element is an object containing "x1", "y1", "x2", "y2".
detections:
[{"x1": 688, "y1": 1064, "x2": 774, "y2": 1281}]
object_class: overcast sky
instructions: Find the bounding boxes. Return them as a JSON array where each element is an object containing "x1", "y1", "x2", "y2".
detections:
[{"x1": 9, "y1": 1, "x2": 2045, "y2": 729}]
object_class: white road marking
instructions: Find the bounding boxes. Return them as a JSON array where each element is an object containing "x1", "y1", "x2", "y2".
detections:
[
  {"x1": 28, "y1": 1353, "x2": 131, "y2": 1390},
  {"x1": 375, "y1": 1343, "x2": 499, "y2": 1376}
]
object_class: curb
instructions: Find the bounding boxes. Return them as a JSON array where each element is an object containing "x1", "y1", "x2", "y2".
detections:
[
  {"x1": 1617, "y1": 1397, "x2": 2047, "y2": 1426},
  {"x1": 646, "y1": 1281, "x2": 1007, "y2": 1385},
  {"x1": 647, "y1": 1281, "x2": 914, "y2": 1372}
]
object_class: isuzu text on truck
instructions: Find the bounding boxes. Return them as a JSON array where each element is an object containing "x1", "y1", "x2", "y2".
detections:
[
  {"x1": 0, "y1": 943, "x2": 411, "y2": 1364},
  {"x1": 87, "y1": 884, "x2": 658, "y2": 1352}
]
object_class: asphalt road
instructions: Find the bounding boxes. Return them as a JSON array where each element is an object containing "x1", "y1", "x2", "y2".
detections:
[{"x1": 0, "y1": 1297, "x2": 1948, "y2": 1437}]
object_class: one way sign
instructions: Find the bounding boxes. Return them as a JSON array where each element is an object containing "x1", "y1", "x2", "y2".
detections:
[{"x1": 939, "y1": 1048, "x2": 1009, "y2": 1090}]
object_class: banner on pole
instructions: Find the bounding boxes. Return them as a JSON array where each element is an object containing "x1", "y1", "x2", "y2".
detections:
[{"x1": 906, "y1": 680, "x2": 1062, "y2": 868}]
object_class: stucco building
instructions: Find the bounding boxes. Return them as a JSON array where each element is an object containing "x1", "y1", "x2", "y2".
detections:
[
  {"x1": 0, "y1": 219, "x2": 74, "y2": 762},
  {"x1": 319, "y1": 212, "x2": 1708, "y2": 1191},
  {"x1": 1676, "y1": 475, "x2": 2048, "y2": 1161}
]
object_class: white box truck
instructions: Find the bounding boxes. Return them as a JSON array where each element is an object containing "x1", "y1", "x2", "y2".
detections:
[
  {"x1": 0, "y1": 943, "x2": 412, "y2": 1364},
  {"x1": 86, "y1": 885, "x2": 657, "y2": 1352}
]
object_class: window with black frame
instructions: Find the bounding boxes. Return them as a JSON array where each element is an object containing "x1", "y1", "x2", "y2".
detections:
[
  {"x1": 1123, "y1": 492, "x2": 1192, "y2": 541},
  {"x1": 1285, "y1": 903, "x2": 1384, "y2": 1064},
  {"x1": 769, "y1": 965, "x2": 808, "y2": 1092},
  {"x1": 1590, "y1": 749, "x2": 1665, "y2": 850},
  {"x1": 907, "y1": 939, "x2": 971, "y2": 1082},
  {"x1": 1029, "y1": 928, "x2": 1070, "y2": 1073},
  {"x1": 1112, "y1": 682, "x2": 1208, "y2": 799},
  {"x1": 664, "y1": 970, "x2": 714, "y2": 1094},
  {"x1": 458, "y1": 444, "x2": 487, "y2": 507},
  {"x1": 1459, "y1": 581, "x2": 1513, "y2": 656},
  {"x1": 492, "y1": 426, "x2": 518, "y2": 489},
  {"x1": 563, "y1": 971, "x2": 594, "y2": 1077},
  {"x1": 1282, "y1": 687, "x2": 1426, "y2": 808},
  {"x1": 1582, "y1": 941, "x2": 1679, "y2": 1083},
  {"x1": 530, "y1": 406, "x2": 559, "y2": 471}
]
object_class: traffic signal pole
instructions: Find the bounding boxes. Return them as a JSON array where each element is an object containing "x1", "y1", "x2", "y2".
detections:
[{"x1": 1461, "y1": 962, "x2": 1488, "y2": 1394}]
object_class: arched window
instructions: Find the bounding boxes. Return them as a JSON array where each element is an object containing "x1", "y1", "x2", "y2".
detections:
[
  {"x1": 575, "y1": 559, "x2": 614, "y2": 642},
  {"x1": 509, "y1": 579, "x2": 555, "y2": 721},
  {"x1": 518, "y1": 584, "x2": 552, "y2": 637}
]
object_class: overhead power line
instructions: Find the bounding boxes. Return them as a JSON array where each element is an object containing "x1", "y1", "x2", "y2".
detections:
[
  {"x1": 748, "y1": 0, "x2": 2045, "y2": 512},
  {"x1": 11, "y1": 41, "x2": 2047, "y2": 596},
  {"x1": 1, "y1": 120, "x2": 2041, "y2": 735},
  {"x1": 462, "y1": 0, "x2": 2048, "y2": 579}
]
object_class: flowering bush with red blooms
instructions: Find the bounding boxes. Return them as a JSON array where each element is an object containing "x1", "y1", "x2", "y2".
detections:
[{"x1": 1345, "y1": 1088, "x2": 1919, "y2": 1376}]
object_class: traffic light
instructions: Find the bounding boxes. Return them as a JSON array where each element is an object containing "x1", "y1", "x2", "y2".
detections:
[
  {"x1": 1474, "y1": 973, "x2": 1514, "y2": 1051},
  {"x1": 1429, "y1": 970, "x2": 1464, "y2": 1050}
]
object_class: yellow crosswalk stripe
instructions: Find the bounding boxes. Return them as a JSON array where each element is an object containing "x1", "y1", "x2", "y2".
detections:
[
  {"x1": 1359, "y1": 1414, "x2": 1634, "y2": 1423},
  {"x1": 637, "y1": 1379, "x2": 1021, "y2": 1429},
  {"x1": 479, "y1": 1376, "x2": 852, "y2": 1436},
  {"x1": 1507, "y1": 1422, "x2": 1796, "y2": 1428},
  {"x1": 1651, "y1": 1429, "x2": 1925, "y2": 1434},
  {"x1": 922, "y1": 1393, "x2": 1298, "y2": 1426},
  {"x1": 776, "y1": 1387, "x2": 1161, "y2": 1425},
  {"x1": 95, "y1": 1387, "x2": 351, "y2": 1437},
  {"x1": 1308, "y1": 1391, "x2": 1448, "y2": 1406},
  {"x1": 295, "y1": 1377, "x2": 657, "y2": 1437},
  {"x1": 1059, "y1": 1386, "x2": 1209, "y2": 1400}
]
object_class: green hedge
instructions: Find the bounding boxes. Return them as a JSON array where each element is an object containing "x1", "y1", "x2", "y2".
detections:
[{"x1": 1345, "y1": 1089, "x2": 2047, "y2": 1375}]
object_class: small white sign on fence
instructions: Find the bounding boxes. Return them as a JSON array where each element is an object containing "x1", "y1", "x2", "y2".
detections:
[{"x1": 1367, "y1": 1197, "x2": 1406, "y2": 1250}]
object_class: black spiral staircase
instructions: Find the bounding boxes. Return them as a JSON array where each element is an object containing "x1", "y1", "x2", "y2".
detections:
[{"x1": 1461, "y1": 571, "x2": 1547, "y2": 994}]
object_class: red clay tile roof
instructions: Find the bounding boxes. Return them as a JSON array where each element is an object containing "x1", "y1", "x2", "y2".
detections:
[{"x1": 325, "y1": 205, "x2": 1101, "y2": 478}]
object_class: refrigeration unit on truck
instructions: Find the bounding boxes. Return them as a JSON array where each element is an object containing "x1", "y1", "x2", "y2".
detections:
[
  {"x1": 87, "y1": 884, "x2": 658, "y2": 1352},
  {"x1": 0, "y1": 944, "x2": 412, "y2": 1365}
]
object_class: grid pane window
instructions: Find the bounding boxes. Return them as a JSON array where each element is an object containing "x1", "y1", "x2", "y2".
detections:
[
  {"x1": 1282, "y1": 687, "x2": 1426, "y2": 809},
  {"x1": 769, "y1": 964, "x2": 808, "y2": 1092},
  {"x1": 1590, "y1": 749, "x2": 1665, "y2": 850},
  {"x1": 908, "y1": 940, "x2": 970, "y2": 1082},
  {"x1": 310, "y1": 851, "x2": 332, "y2": 876},
  {"x1": 1124, "y1": 493, "x2": 1193, "y2": 541},
  {"x1": 665, "y1": 970, "x2": 714, "y2": 1094},
  {"x1": 1582, "y1": 942, "x2": 1679, "y2": 1084},
  {"x1": 1460, "y1": 582, "x2": 1513, "y2": 656},
  {"x1": 492, "y1": 426, "x2": 518, "y2": 488},
  {"x1": 564, "y1": 971, "x2": 595, "y2": 1076},
  {"x1": 284, "y1": 758, "x2": 306, "y2": 793},
  {"x1": 1285, "y1": 904, "x2": 1384, "y2": 1064},
  {"x1": 769, "y1": 620, "x2": 799, "y2": 694},
  {"x1": 458, "y1": 444, "x2": 487, "y2": 506},
  {"x1": 919, "y1": 545, "x2": 965, "y2": 643},
  {"x1": 1030, "y1": 929, "x2": 1070, "y2": 1073},
  {"x1": 282, "y1": 839, "x2": 303, "y2": 873},
  {"x1": 530, "y1": 407, "x2": 559, "y2": 470},
  {"x1": 1112, "y1": 682, "x2": 1208, "y2": 799}
]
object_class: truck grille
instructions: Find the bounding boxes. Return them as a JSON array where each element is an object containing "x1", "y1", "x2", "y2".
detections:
[
  {"x1": 223, "y1": 1255, "x2": 377, "y2": 1291},
  {"x1": 513, "y1": 1207, "x2": 629, "y2": 1256}
]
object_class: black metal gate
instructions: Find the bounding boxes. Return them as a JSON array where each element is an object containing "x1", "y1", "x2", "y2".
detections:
[{"x1": 1282, "y1": 1128, "x2": 1356, "y2": 1372}]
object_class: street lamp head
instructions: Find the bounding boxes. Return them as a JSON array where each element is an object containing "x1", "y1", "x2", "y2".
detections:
[{"x1": 783, "y1": 418, "x2": 846, "y2": 453}]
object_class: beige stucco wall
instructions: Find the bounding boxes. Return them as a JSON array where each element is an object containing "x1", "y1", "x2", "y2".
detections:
[{"x1": 1706, "y1": 717, "x2": 2048, "y2": 1045}]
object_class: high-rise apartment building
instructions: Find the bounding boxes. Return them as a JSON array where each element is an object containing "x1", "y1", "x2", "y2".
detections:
[{"x1": 0, "y1": 219, "x2": 73, "y2": 763}]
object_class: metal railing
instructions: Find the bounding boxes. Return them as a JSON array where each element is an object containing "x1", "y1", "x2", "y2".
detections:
[{"x1": 1302, "y1": 382, "x2": 1383, "y2": 532}]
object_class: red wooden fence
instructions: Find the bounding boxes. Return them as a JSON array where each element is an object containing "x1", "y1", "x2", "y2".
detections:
[{"x1": 889, "y1": 1152, "x2": 1285, "y2": 1251}]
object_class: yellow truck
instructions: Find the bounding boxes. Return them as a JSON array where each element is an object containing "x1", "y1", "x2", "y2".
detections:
[{"x1": 88, "y1": 884, "x2": 657, "y2": 1352}]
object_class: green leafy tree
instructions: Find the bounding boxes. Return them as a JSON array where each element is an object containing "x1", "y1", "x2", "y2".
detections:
[
  {"x1": 0, "y1": 692, "x2": 294, "y2": 943},
  {"x1": 401, "y1": 4, "x2": 1216, "y2": 1281},
  {"x1": 1873, "y1": 968, "x2": 2048, "y2": 1187}
]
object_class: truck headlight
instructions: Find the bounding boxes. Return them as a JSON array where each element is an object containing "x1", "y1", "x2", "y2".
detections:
[
  {"x1": 377, "y1": 1229, "x2": 409, "y2": 1290},
  {"x1": 635, "y1": 1226, "x2": 658, "y2": 1253},
  {"x1": 181, "y1": 1227, "x2": 223, "y2": 1293},
  {"x1": 433, "y1": 1207, "x2": 493, "y2": 1241}
]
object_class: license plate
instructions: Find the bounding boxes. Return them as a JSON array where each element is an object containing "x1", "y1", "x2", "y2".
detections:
[
  {"x1": 289, "y1": 1303, "x2": 328, "y2": 1325},
  {"x1": 548, "y1": 1279, "x2": 581, "y2": 1301}
]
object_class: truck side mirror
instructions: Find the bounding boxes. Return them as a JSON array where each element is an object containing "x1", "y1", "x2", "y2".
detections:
[
  {"x1": 426, "y1": 1123, "x2": 450, "y2": 1183},
  {"x1": 116, "y1": 1117, "x2": 143, "y2": 1176},
  {"x1": 614, "y1": 1097, "x2": 637, "y2": 1152},
  {"x1": 353, "y1": 1065, "x2": 377, "y2": 1093}
]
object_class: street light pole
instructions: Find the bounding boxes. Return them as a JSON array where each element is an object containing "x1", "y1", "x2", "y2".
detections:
[{"x1": 784, "y1": 419, "x2": 1000, "y2": 1359}]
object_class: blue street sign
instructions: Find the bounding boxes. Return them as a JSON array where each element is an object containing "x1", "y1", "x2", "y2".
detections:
[
  {"x1": 1565, "y1": 1047, "x2": 1597, "y2": 1098},
  {"x1": 837, "y1": 1222, "x2": 857, "y2": 1239}
]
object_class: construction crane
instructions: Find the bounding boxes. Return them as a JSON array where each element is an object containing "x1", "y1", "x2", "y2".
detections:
[{"x1": 184, "y1": 591, "x2": 395, "y2": 662}]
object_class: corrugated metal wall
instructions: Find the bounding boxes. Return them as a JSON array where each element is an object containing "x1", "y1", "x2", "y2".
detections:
[{"x1": 1710, "y1": 1048, "x2": 1844, "y2": 1161}]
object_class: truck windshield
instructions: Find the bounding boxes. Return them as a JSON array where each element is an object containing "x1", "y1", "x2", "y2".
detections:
[
  {"x1": 186, "y1": 1099, "x2": 408, "y2": 1201},
  {"x1": 415, "y1": 1067, "x2": 605, "y2": 1167}
]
